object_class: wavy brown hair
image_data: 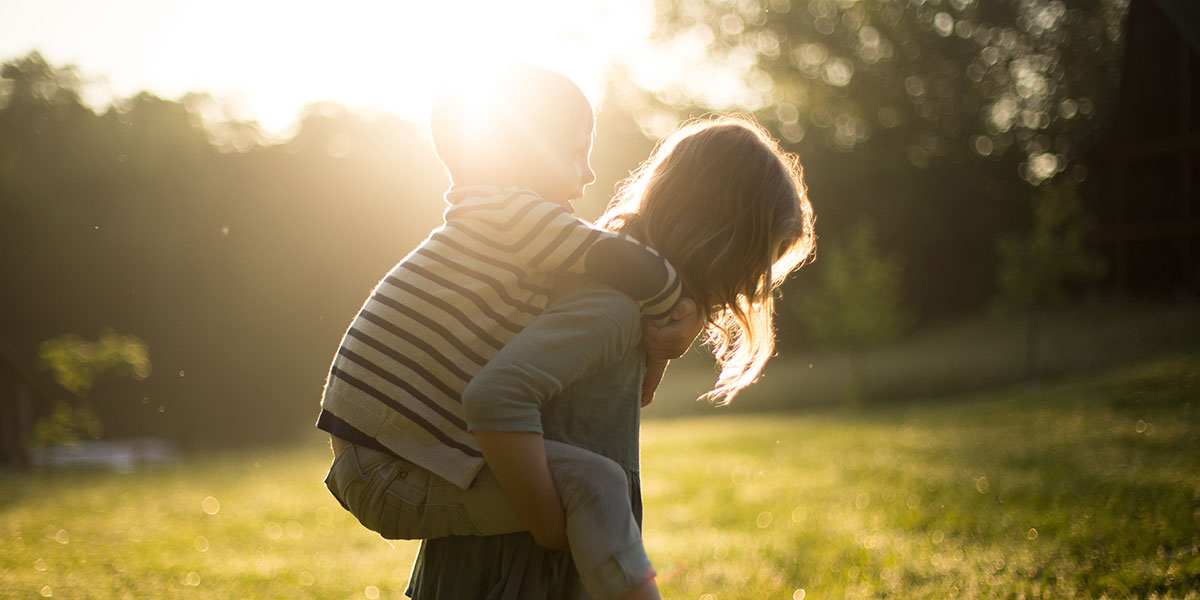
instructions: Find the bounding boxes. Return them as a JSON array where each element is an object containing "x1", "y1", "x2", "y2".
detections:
[{"x1": 597, "y1": 116, "x2": 815, "y2": 404}]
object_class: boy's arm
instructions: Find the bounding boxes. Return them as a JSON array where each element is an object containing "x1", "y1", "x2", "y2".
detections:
[
  {"x1": 582, "y1": 234, "x2": 681, "y2": 326},
  {"x1": 639, "y1": 298, "x2": 705, "y2": 406},
  {"x1": 454, "y1": 191, "x2": 682, "y2": 325},
  {"x1": 473, "y1": 431, "x2": 567, "y2": 551},
  {"x1": 641, "y1": 360, "x2": 670, "y2": 408}
]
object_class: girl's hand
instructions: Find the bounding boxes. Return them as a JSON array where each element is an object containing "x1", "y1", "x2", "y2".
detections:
[{"x1": 642, "y1": 298, "x2": 704, "y2": 361}]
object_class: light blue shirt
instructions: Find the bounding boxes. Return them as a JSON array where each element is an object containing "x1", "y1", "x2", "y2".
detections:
[{"x1": 408, "y1": 279, "x2": 647, "y2": 599}]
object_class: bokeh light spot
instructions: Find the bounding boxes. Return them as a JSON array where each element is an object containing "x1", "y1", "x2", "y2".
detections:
[
  {"x1": 316, "y1": 506, "x2": 333, "y2": 525},
  {"x1": 975, "y1": 476, "x2": 990, "y2": 493},
  {"x1": 202, "y1": 496, "x2": 220, "y2": 515},
  {"x1": 934, "y1": 12, "x2": 954, "y2": 37},
  {"x1": 756, "y1": 511, "x2": 773, "y2": 528},
  {"x1": 791, "y1": 506, "x2": 807, "y2": 523},
  {"x1": 720, "y1": 14, "x2": 744, "y2": 36},
  {"x1": 822, "y1": 58, "x2": 854, "y2": 87},
  {"x1": 1029, "y1": 153, "x2": 1060, "y2": 182},
  {"x1": 286, "y1": 521, "x2": 304, "y2": 539}
]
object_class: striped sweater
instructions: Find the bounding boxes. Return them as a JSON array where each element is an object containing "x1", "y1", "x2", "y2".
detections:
[{"x1": 317, "y1": 185, "x2": 680, "y2": 489}]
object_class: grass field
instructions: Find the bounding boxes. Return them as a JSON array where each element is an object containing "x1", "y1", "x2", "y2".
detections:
[
  {"x1": 2, "y1": 355, "x2": 1199, "y2": 599},
  {"x1": 648, "y1": 300, "x2": 1200, "y2": 417}
]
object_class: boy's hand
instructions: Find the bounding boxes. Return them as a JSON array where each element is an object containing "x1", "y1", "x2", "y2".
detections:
[
  {"x1": 642, "y1": 298, "x2": 704, "y2": 361},
  {"x1": 640, "y1": 298, "x2": 704, "y2": 407}
]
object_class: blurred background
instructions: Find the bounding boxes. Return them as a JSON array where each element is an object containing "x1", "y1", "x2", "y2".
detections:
[{"x1": 1, "y1": 0, "x2": 1197, "y2": 459}]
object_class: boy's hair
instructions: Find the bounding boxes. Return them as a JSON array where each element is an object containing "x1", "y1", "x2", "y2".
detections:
[
  {"x1": 430, "y1": 64, "x2": 594, "y2": 185},
  {"x1": 598, "y1": 116, "x2": 816, "y2": 405}
]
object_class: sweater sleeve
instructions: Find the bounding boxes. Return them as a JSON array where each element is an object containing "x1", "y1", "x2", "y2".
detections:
[
  {"x1": 451, "y1": 190, "x2": 681, "y2": 326},
  {"x1": 461, "y1": 282, "x2": 642, "y2": 433}
]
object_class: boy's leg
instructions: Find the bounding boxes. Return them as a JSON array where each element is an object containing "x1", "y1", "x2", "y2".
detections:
[
  {"x1": 540, "y1": 440, "x2": 656, "y2": 600},
  {"x1": 428, "y1": 440, "x2": 654, "y2": 599},
  {"x1": 327, "y1": 440, "x2": 655, "y2": 599},
  {"x1": 325, "y1": 442, "x2": 516, "y2": 539}
]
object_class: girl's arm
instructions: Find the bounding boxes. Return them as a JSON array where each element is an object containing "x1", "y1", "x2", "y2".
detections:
[
  {"x1": 461, "y1": 282, "x2": 642, "y2": 549},
  {"x1": 473, "y1": 431, "x2": 568, "y2": 550}
]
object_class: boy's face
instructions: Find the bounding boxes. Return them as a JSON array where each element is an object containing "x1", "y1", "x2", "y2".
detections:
[{"x1": 528, "y1": 121, "x2": 596, "y2": 212}]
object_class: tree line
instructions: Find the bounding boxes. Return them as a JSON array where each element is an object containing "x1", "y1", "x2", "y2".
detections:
[{"x1": 1, "y1": 0, "x2": 1126, "y2": 448}]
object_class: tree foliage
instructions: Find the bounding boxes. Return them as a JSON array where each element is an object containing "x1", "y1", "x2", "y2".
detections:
[
  {"x1": 0, "y1": 50, "x2": 448, "y2": 446},
  {"x1": 994, "y1": 176, "x2": 1105, "y2": 314},
  {"x1": 796, "y1": 221, "x2": 910, "y2": 350},
  {"x1": 640, "y1": 0, "x2": 1128, "y2": 184},
  {"x1": 34, "y1": 329, "x2": 150, "y2": 445},
  {"x1": 794, "y1": 221, "x2": 910, "y2": 403},
  {"x1": 994, "y1": 176, "x2": 1105, "y2": 383},
  {"x1": 0, "y1": 40, "x2": 1133, "y2": 442},
  {"x1": 605, "y1": 1, "x2": 1131, "y2": 322},
  {"x1": 38, "y1": 330, "x2": 151, "y2": 397}
]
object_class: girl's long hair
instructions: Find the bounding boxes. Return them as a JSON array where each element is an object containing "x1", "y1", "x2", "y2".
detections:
[{"x1": 597, "y1": 116, "x2": 815, "y2": 404}]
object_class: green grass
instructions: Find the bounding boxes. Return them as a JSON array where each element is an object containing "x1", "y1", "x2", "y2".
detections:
[
  {"x1": 649, "y1": 300, "x2": 1200, "y2": 416},
  {"x1": 3, "y1": 355, "x2": 1199, "y2": 599}
]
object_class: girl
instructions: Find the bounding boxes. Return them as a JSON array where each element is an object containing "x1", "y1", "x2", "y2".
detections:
[
  {"x1": 322, "y1": 64, "x2": 703, "y2": 600},
  {"x1": 406, "y1": 115, "x2": 816, "y2": 599}
]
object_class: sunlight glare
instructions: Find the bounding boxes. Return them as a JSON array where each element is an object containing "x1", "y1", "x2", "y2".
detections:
[{"x1": 0, "y1": 0, "x2": 656, "y2": 135}]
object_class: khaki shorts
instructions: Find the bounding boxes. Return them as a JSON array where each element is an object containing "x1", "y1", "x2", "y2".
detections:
[
  {"x1": 324, "y1": 441, "x2": 655, "y2": 600},
  {"x1": 325, "y1": 442, "x2": 521, "y2": 539}
]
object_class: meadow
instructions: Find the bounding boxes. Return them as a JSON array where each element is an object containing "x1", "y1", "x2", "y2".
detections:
[{"x1": 2, "y1": 355, "x2": 1198, "y2": 599}]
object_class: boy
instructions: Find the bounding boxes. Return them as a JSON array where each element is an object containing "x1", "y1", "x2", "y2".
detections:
[{"x1": 319, "y1": 64, "x2": 697, "y2": 600}]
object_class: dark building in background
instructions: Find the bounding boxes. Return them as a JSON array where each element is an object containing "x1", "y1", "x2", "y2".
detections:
[{"x1": 1087, "y1": 0, "x2": 1200, "y2": 298}]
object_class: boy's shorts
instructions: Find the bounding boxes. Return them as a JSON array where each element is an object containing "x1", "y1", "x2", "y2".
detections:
[
  {"x1": 324, "y1": 442, "x2": 525, "y2": 539},
  {"x1": 324, "y1": 440, "x2": 655, "y2": 600}
]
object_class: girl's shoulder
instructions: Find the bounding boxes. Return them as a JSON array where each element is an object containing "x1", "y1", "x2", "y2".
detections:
[{"x1": 545, "y1": 279, "x2": 642, "y2": 338}]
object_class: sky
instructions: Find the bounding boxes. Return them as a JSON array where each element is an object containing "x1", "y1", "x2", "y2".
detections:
[{"x1": 0, "y1": 0, "x2": 664, "y2": 135}]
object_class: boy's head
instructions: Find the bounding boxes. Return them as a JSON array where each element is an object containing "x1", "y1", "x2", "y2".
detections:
[{"x1": 431, "y1": 63, "x2": 596, "y2": 208}]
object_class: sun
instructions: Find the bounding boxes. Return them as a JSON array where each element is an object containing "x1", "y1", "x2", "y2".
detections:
[
  {"x1": 0, "y1": 0, "x2": 658, "y2": 135},
  {"x1": 247, "y1": 0, "x2": 650, "y2": 134}
]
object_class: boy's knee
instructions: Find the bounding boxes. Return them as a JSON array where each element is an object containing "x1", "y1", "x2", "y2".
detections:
[{"x1": 554, "y1": 452, "x2": 628, "y2": 508}]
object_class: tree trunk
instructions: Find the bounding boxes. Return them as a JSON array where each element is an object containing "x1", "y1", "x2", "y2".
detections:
[
  {"x1": 847, "y1": 350, "x2": 870, "y2": 408},
  {"x1": 1024, "y1": 311, "x2": 1040, "y2": 388}
]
